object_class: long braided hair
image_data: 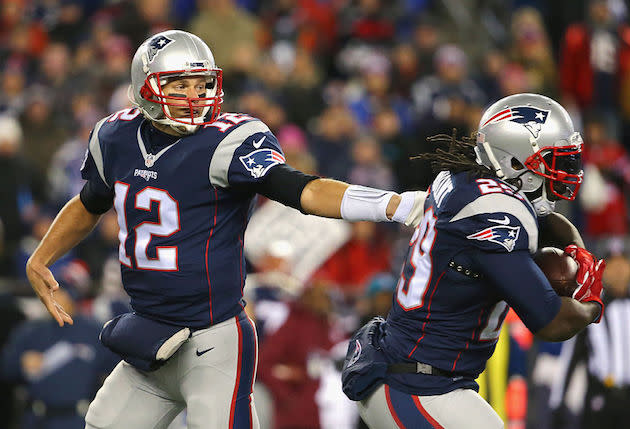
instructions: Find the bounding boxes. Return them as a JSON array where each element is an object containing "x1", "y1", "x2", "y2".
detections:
[{"x1": 411, "y1": 129, "x2": 494, "y2": 177}]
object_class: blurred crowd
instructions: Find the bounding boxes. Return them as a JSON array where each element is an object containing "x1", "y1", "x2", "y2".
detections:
[{"x1": 1, "y1": 0, "x2": 630, "y2": 428}]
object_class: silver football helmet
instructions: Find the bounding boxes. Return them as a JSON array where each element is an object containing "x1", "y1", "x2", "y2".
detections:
[
  {"x1": 475, "y1": 93, "x2": 583, "y2": 216},
  {"x1": 129, "y1": 30, "x2": 223, "y2": 134}
]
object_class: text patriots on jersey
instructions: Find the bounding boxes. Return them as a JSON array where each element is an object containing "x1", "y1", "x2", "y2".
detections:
[
  {"x1": 467, "y1": 225, "x2": 521, "y2": 252},
  {"x1": 239, "y1": 148, "x2": 285, "y2": 179},
  {"x1": 134, "y1": 169, "x2": 158, "y2": 181}
]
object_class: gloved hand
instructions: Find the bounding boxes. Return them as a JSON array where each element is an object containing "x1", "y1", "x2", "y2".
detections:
[
  {"x1": 564, "y1": 245, "x2": 596, "y2": 292},
  {"x1": 564, "y1": 245, "x2": 606, "y2": 323},
  {"x1": 392, "y1": 191, "x2": 427, "y2": 228}
]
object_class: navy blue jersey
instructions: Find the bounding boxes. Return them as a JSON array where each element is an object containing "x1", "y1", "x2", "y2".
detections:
[
  {"x1": 81, "y1": 109, "x2": 286, "y2": 328},
  {"x1": 381, "y1": 171, "x2": 561, "y2": 395}
]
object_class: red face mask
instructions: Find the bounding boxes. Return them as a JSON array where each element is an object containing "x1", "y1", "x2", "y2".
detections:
[{"x1": 140, "y1": 69, "x2": 224, "y2": 126}]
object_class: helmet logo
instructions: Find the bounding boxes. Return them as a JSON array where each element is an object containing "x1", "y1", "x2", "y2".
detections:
[
  {"x1": 147, "y1": 35, "x2": 174, "y2": 62},
  {"x1": 482, "y1": 106, "x2": 550, "y2": 139}
]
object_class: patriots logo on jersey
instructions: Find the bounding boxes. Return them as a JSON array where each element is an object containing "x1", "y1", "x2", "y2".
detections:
[
  {"x1": 482, "y1": 106, "x2": 549, "y2": 138},
  {"x1": 239, "y1": 149, "x2": 285, "y2": 179},
  {"x1": 466, "y1": 225, "x2": 521, "y2": 252},
  {"x1": 147, "y1": 35, "x2": 173, "y2": 62}
]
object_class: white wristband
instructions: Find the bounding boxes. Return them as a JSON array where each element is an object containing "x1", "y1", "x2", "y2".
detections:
[
  {"x1": 340, "y1": 185, "x2": 396, "y2": 222},
  {"x1": 391, "y1": 191, "x2": 416, "y2": 223},
  {"x1": 392, "y1": 190, "x2": 428, "y2": 227}
]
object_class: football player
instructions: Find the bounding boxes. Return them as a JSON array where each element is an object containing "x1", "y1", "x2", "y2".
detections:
[
  {"x1": 350, "y1": 93, "x2": 605, "y2": 428},
  {"x1": 24, "y1": 30, "x2": 426, "y2": 429}
]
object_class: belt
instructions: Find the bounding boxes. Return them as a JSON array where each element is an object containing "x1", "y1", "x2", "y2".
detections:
[{"x1": 388, "y1": 362, "x2": 461, "y2": 378}]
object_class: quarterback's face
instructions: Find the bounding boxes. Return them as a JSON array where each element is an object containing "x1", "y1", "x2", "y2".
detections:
[{"x1": 161, "y1": 76, "x2": 208, "y2": 117}]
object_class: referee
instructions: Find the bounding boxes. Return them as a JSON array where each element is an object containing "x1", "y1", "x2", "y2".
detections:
[{"x1": 552, "y1": 245, "x2": 630, "y2": 429}]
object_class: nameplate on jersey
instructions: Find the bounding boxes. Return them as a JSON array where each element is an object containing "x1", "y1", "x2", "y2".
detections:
[
  {"x1": 239, "y1": 148, "x2": 285, "y2": 179},
  {"x1": 466, "y1": 225, "x2": 520, "y2": 252}
]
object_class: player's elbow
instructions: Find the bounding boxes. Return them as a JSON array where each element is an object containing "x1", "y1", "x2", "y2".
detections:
[{"x1": 299, "y1": 179, "x2": 319, "y2": 214}]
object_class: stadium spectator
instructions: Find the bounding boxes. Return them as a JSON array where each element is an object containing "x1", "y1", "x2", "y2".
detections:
[
  {"x1": 258, "y1": 281, "x2": 337, "y2": 429},
  {"x1": 348, "y1": 134, "x2": 395, "y2": 190},
  {"x1": 188, "y1": 0, "x2": 261, "y2": 74},
  {"x1": 1, "y1": 286, "x2": 118, "y2": 429},
  {"x1": 410, "y1": 44, "x2": 486, "y2": 133},
  {"x1": 19, "y1": 87, "x2": 67, "y2": 178},
  {"x1": 509, "y1": 7, "x2": 557, "y2": 96},
  {"x1": 579, "y1": 113, "x2": 630, "y2": 236},
  {"x1": 0, "y1": 115, "x2": 44, "y2": 277},
  {"x1": 356, "y1": 272, "x2": 397, "y2": 325},
  {"x1": 315, "y1": 221, "x2": 392, "y2": 301},
  {"x1": 309, "y1": 104, "x2": 357, "y2": 181},
  {"x1": 559, "y1": 0, "x2": 630, "y2": 120}
]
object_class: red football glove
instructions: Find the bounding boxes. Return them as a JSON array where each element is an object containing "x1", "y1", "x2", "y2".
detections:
[
  {"x1": 565, "y1": 245, "x2": 606, "y2": 323},
  {"x1": 564, "y1": 245, "x2": 596, "y2": 293}
]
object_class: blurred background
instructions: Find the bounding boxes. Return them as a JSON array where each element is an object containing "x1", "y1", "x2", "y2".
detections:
[{"x1": 1, "y1": 0, "x2": 630, "y2": 428}]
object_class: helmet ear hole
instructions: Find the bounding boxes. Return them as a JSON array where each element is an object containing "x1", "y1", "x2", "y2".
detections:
[
  {"x1": 140, "y1": 84, "x2": 154, "y2": 101},
  {"x1": 511, "y1": 157, "x2": 525, "y2": 170}
]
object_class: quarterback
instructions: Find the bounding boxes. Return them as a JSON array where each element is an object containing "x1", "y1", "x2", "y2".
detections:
[{"x1": 25, "y1": 30, "x2": 425, "y2": 429}]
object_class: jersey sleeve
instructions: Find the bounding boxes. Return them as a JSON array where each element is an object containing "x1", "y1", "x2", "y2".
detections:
[
  {"x1": 80, "y1": 117, "x2": 111, "y2": 192},
  {"x1": 471, "y1": 249, "x2": 561, "y2": 333},
  {"x1": 444, "y1": 193, "x2": 539, "y2": 254},
  {"x1": 208, "y1": 119, "x2": 285, "y2": 189}
]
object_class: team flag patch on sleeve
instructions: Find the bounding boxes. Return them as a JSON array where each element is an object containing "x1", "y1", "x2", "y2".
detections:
[
  {"x1": 239, "y1": 148, "x2": 285, "y2": 178},
  {"x1": 466, "y1": 225, "x2": 521, "y2": 252}
]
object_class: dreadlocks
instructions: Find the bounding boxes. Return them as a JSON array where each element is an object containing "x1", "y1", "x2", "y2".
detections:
[{"x1": 411, "y1": 129, "x2": 493, "y2": 176}]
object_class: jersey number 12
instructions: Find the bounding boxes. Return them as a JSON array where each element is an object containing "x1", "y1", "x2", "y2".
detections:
[{"x1": 114, "y1": 182, "x2": 180, "y2": 271}]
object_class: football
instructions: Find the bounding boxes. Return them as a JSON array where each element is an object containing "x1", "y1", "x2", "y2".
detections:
[{"x1": 534, "y1": 247, "x2": 579, "y2": 297}]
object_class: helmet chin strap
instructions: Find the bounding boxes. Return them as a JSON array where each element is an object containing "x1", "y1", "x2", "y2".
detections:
[
  {"x1": 169, "y1": 123, "x2": 199, "y2": 135},
  {"x1": 481, "y1": 142, "x2": 505, "y2": 179},
  {"x1": 529, "y1": 183, "x2": 555, "y2": 217}
]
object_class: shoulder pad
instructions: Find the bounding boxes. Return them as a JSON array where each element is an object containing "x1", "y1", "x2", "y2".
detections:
[
  {"x1": 447, "y1": 192, "x2": 538, "y2": 253},
  {"x1": 208, "y1": 118, "x2": 277, "y2": 188}
]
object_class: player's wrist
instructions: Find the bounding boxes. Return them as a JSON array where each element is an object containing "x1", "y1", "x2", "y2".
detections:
[
  {"x1": 582, "y1": 298, "x2": 604, "y2": 324},
  {"x1": 391, "y1": 191, "x2": 427, "y2": 227}
]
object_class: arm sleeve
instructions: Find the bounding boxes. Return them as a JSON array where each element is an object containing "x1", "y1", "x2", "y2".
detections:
[
  {"x1": 79, "y1": 180, "x2": 114, "y2": 214},
  {"x1": 250, "y1": 164, "x2": 319, "y2": 212},
  {"x1": 470, "y1": 249, "x2": 562, "y2": 333}
]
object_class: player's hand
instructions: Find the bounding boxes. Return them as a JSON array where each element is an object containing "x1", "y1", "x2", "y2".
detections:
[
  {"x1": 564, "y1": 245, "x2": 597, "y2": 292},
  {"x1": 577, "y1": 259, "x2": 605, "y2": 323},
  {"x1": 565, "y1": 246, "x2": 606, "y2": 323},
  {"x1": 391, "y1": 190, "x2": 427, "y2": 228},
  {"x1": 25, "y1": 259, "x2": 74, "y2": 327}
]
